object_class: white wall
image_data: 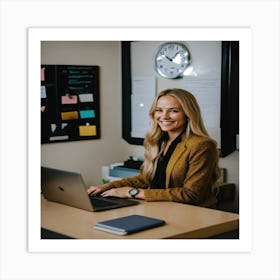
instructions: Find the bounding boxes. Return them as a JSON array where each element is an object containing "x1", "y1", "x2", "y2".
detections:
[{"x1": 41, "y1": 41, "x2": 239, "y2": 212}]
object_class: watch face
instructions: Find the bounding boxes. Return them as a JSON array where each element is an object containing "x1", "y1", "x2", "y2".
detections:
[
  {"x1": 129, "y1": 188, "x2": 138, "y2": 196},
  {"x1": 154, "y1": 42, "x2": 191, "y2": 79}
]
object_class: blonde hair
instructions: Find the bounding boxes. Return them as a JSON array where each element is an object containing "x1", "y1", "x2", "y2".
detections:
[{"x1": 141, "y1": 88, "x2": 212, "y2": 184}]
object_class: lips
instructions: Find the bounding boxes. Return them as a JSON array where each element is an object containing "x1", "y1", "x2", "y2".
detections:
[{"x1": 159, "y1": 120, "x2": 174, "y2": 127}]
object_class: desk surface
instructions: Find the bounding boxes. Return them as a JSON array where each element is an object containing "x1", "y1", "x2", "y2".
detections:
[{"x1": 41, "y1": 195, "x2": 239, "y2": 239}]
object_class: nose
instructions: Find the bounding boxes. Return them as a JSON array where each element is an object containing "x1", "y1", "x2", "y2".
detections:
[{"x1": 161, "y1": 110, "x2": 170, "y2": 119}]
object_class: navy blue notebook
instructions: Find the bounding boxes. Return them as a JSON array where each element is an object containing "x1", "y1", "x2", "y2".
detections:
[{"x1": 94, "y1": 214, "x2": 166, "y2": 235}]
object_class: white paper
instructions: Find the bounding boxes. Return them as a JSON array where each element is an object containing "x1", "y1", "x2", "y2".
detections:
[
  {"x1": 40, "y1": 85, "x2": 46, "y2": 98},
  {"x1": 79, "y1": 93, "x2": 94, "y2": 102},
  {"x1": 131, "y1": 76, "x2": 156, "y2": 138},
  {"x1": 183, "y1": 75, "x2": 221, "y2": 146}
]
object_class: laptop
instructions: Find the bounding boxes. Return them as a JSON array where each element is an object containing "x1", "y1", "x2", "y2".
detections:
[{"x1": 41, "y1": 166, "x2": 139, "y2": 212}]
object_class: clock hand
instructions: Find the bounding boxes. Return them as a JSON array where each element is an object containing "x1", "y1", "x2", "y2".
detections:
[
  {"x1": 171, "y1": 51, "x2": 179, "y2": 60},
  {"x1": 163, "y1": 55, "x2": 173, "y2": 62}
]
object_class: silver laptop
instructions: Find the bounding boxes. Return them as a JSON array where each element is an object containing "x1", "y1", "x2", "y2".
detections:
[{"x1": 41, "y1": 166, "x2": 139, "y2": 212}]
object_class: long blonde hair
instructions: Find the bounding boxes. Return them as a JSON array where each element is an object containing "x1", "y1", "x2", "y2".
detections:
[{"x1": 141, "y1": 88, "x2": 212, "y2": 184}]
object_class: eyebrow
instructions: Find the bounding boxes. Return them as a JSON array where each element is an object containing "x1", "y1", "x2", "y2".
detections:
[{"x1": 155, "y1": 107, "x2": 181, "y2": 110}]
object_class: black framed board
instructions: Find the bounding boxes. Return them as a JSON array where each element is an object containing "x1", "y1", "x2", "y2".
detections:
[
  {"x1": 41, "y1": 65, "x2": 100, "y2": 144},
  {"x1": 121, "y1": 41, "x2": 239, "y2": 157}
]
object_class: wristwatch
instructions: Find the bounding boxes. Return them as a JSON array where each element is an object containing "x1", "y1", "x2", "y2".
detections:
[{"x1": 128, "y1": 188, "x2": 139, "y2": 198}]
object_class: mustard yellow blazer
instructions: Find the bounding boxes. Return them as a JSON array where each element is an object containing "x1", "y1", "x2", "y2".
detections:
[{"x1": 109, "y1": 134, "x2": 220, "y2": 208}]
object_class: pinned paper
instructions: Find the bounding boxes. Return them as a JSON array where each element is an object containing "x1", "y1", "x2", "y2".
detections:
[
  {"x1": 41, "y1": 86, "x2": 47, "y2": 98},
  {"x1": 61, "y1": 123, "x2": 68, "y2": 130},
  {"x1": 79, "y1": 124, "x2": 96, "y2": 136},
  {"x1": 61, "y1": 111, "x2": 79, "y2": 120},
  {"x1": 50, "y1": 124, "x2": 57, "y2": 133},
  {"x1": 41, "y1": 67, "x2": 45, "y2": 81},
  {"x1": 79, "y1": 109, "x2": 95, "y2": 119},
  {"x1": 49, "y1": 135, "x2": 69, "y2": 141},
  {"x1": 50, "y1": 123, "x2": 68, "y2": 133},
  {"x1": 79, "y1": 93, "x2": 94, "y2": 102},
  {"x1": 61, "y1": 95, "x2": 78, "y2": 104}
]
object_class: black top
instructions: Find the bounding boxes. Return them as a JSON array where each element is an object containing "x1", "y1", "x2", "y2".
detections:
[{"x1": 151, "y1": 133, "x2": 183, "y2": 189}]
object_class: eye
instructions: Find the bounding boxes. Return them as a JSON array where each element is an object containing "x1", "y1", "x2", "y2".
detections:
[
  {"x1": 170, "y1": 109, "x2": 180, "y2": 113},
  {"x1": 155, "y1": 108, "x2": 162, "y2": 112}
]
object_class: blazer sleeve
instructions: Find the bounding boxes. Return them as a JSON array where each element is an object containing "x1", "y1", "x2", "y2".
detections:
[
  {"x1": 107, "y1": 174, "x2": 148, "y2": 189},
  {"x1": 144, "y1": 138, "x2": 219, "y2": 205}
]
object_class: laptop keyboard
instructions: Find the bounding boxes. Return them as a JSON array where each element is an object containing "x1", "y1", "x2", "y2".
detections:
[{"x1": 88, "y1": 195, "x2": 125, "y2": 207}]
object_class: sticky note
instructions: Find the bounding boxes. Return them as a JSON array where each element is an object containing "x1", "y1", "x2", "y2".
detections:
[
  {"x1": 41, "y1": 68, "x2": 45, "y2": 81},
  {"x1": 61, "y1": 95, "x2": 78, "y2": 104},
  {"x1": 41, "y1": 86, "x2": 47, "y2": 98},
  {"x1": 50, "y1": 124, "x2": 57, "y2": 133},
  {"x1": 79, "y1": 125, "x2": 96, "y2": 136},
  {"x1": 49, "y1": 135, "x2": 69, "y2": 141},
  {"x1": 79, "y1": 93, "x2": 94, "y2": 102},
  {"x1": 61, "y1": 111, "x2": 79, "y2": 120},
  {"x1": 80, "y1": 110, "x2": 95, "y2": 119}
]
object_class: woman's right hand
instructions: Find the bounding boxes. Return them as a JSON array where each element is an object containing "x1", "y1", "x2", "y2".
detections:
[{"x1": 87, "y1": 183, "x2": 111, "y2": 196}]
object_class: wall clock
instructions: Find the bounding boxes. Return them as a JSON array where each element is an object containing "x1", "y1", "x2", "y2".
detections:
[{"x1": 153, "y1": 42, "x2": 191, "y2": 79}]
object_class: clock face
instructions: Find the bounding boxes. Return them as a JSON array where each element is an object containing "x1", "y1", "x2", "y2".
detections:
[{"x1": 154, "y1": 42, "x2": 191, "y2": 79}]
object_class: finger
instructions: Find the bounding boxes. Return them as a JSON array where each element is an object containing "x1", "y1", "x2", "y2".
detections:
[
  {"x1": 101, "y1": 190, "x2": 112, "y2": 197},
  {"x1": 100, "y1": 191, "x2": 108, "y2": 197},
  {"x1": 87, "y1": 186, "x2": 99, "y2": 195},
  {"x1": 87, "y1": 187, "x2": 93, "y2": 194}
]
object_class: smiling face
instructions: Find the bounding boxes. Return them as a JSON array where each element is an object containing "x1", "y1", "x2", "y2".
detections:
[{"x1": 154, "y1": 95, "x2": 187, "y2": 139}]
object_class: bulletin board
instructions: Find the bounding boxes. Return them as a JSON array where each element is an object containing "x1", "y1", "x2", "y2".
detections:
[
  {"x1": 121, "y1": 41, "x2": 239, "y2": 157},
  {"x1": 41, "y1": 65, "x2": 100, "y2": 144}
]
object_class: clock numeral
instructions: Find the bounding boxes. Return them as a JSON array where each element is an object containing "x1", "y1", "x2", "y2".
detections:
[{"x1": 168, "y1": 44, "x2": 175, "y2": 50}]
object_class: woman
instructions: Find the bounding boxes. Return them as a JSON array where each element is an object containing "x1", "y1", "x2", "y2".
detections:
[{"x1": 87, "y1": 88, "x2": 220, "y2": 208}]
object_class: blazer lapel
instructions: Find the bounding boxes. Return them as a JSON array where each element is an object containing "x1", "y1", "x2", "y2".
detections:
[{"x1": 165, "y1": 141, "x2": 187, "y2": 187}]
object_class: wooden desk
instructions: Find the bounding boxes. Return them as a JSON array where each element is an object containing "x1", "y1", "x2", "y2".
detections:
[{"x1": 41, "y1": 195, "x2": 239, "y2": 239}]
